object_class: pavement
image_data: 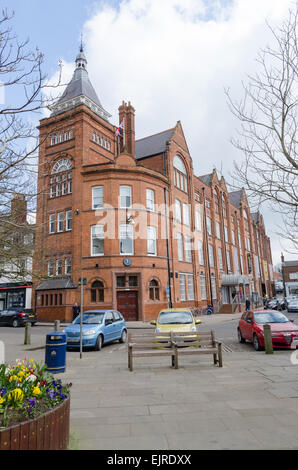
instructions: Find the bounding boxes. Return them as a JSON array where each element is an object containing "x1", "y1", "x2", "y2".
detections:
[{"x1": 3, "y1": 311, "x2": 298, "y2": 450}]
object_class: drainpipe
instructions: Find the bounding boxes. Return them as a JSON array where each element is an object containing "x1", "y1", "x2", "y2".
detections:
[
  {"x1": 164, "y1": 187, "x2": 172, "y2": 308},
  {"x1": 202, "y1": 187, "x2": 213, "y2": 308}
]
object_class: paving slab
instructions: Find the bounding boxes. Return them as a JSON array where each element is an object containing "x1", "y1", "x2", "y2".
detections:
[{"x1": 2, "y1": 317, "x2": 298, "y2": 450}]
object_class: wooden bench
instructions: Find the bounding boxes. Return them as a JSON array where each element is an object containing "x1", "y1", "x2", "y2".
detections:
[
  {"x1": 171, "y1": 330, "x2": 223, "y2": 368},
  {"x1": 128, "y1": 332, "x2": 178, "y2": 372}
]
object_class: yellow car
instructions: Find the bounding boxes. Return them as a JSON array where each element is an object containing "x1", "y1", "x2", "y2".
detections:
[{"x1": 150, "y1": 308, "x2": 201, "y2": 333}]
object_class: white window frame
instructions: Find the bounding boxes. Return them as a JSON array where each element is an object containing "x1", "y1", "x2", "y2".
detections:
[
  {"x1": 183, "y1": 203, "x2": 190, "y2": 226},
  {"x1": 206, "y1": 216, "x2": 212, "y2": 236},
  {"x1": 66, "y1": 211, "x2": 72, "y2": 231},
  {"x1": 49, "y1": 214, "x2": 55, "y2": 234},
  {"x1": 177, "y1": 233, "x2": 184, "y2": 261},
  {"x1": 57, "y1": 212, "x2": 64, "y2": 233},
  {"x1": 92, "y1": 186, "x2": 104, "y2": 210},
  {"x1": 208, "y1": 244, "x2": 214, "y2": 268},
  {"x1": 91, "y1": 225, "x2": 104, "y2": 256},
  {"x1": 120, "y1": 185, "x2": 132, "y2": 209},
  {"x1": 48, "y1": 261, "x2": 54, "y2": 277},
  {"x1": 216, "y1": 221, "x2": 221, "y2": 239},
  {"x1": 184, "y1": 235, "x2": 192, "y2": 263},
  {"x1": 65, "y1": 258, "x2": 71, "y2": 275},
  {"x1": 179, "y1": 273, "x2": 186, "y2": 301},
  {"x1": 146, "y1": 189, "x2": 155, "y2": 212},
  {"x1": 195, "y1": 208, "x2": 202, "y2": 231},
  {"x1": 56, "y1": 259, "x2": 62, "y2": 276},
  {"x1": 119, "y1": 224, "x2": 134, "y2": 255},
  {"x1": 200, "y1": 275, "x2": 207, "y2": 300},
  {"x1": 147, "y1": 226, "x2": 157, "y2": 256},
  {"x1": 198, "y1": 239, "x2": 204, "y2": 266},
  {"x1": 175, "y1": 199, "x2": 182, "y2": 223},
  {"x1": 186, "y1": 273, "x2": 194, "y2": 300},
  {"x1": 218, "y1": 247, "x2": 223, "y2": 270}
]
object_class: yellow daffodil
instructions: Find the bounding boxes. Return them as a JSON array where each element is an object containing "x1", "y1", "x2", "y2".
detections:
[
  {"x1": 32, "y1": 386, "x2": 41, "y2": 396},
  {"x1": 0, "y1": 397, "x2": 5, "y2": 405},
  {"x1": 9, "y1": 375, "x2": 18, "y2": 382},
  {"x1": 8, "y1": 388, "x2": 24, "y2": 402}
]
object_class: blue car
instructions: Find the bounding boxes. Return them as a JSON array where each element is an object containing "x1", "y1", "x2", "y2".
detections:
[{"x1": 64, "y1": 310, "x2": 127, "y2": 351}]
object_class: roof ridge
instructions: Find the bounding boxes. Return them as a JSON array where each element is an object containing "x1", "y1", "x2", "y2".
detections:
[{"x1": 135, "y1": 127, "x2": 175, "y2": 142}]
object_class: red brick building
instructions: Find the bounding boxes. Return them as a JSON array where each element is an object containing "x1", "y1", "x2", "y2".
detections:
[{"x1": 33, "y1": 48, "x2": 274, "y2": 322}]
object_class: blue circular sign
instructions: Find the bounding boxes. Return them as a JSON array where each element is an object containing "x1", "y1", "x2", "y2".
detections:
[{"x1": 123, "y1": 258, "x2": 132, "y2": 267}]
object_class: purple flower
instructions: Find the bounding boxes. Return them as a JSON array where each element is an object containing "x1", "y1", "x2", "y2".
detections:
[
  {"x1": 49, "y1": 390, "x2": 56, "y2": 399},
  {"x1": 29, "y1": 397, "x2": 37, "y2": 407}
]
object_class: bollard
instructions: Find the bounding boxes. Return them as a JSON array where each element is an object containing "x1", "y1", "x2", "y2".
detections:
[
  {"x1": 24, "y1": 322, "x2": 31, "y2": 345},
  {"x1": 54, "y1": 320, "x2": 60, "y2": 331},
  {"x1": 263, "y1": 324, "x2": 273, "y2": 354}
]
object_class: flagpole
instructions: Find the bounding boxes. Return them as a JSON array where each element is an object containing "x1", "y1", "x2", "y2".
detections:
[{"x1": 123, "y1": 117, "x2": 125, "y2": 149}]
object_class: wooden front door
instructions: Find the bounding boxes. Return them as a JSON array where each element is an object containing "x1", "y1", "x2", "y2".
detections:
[{"x1": 117, "y1": 291, "x2": 138, "y2": 321}]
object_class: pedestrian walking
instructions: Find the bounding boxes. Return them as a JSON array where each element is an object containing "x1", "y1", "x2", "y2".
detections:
[
  {"x1": 245, "y1": 298, "x2": 251, "y2": 311},
  {"x1": 73, "y1": 302, "x2": 80, "y2": 321}
]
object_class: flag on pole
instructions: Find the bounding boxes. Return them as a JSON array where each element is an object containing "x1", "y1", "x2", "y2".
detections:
[{"x1": 115, "y1": 120, "x2": 124, "y2": 137}]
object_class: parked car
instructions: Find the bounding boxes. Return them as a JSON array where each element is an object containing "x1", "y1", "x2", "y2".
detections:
[
  {"x1": 0, "y1": 308, "x2": 37, "y2": 328},
  {"x1": 150, "y1": 308, "x2": 201, "y2": 334},
  {"x1": 287, "y1": 298, "x2": 298, "y2": 313},
  {"x1": 64, "y1": 310, "x2": 127, "y2": 351},
  {"x1": 237, "y1": 310, "x2": 298, "y2": 351}
]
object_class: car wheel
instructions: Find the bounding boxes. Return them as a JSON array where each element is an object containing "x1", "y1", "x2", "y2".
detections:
[
  {"x1": 11, "y1": 318, "x2": 19, "y2": 328},
  {"x1": 253, "y1": 333, "x2": 262, "y2": 351},
  {"x1": 237, "y1": 328, "x2": 245, "y2": 343},
  {"x1": 31, "y1": 322, "x2": 36, "y2": 326},
  {"x1": 95, "y1": 334, "x2": 103, "y2": 351},
  {"x1": 119, "y1": 329, "x2": 127, "y2": 343}
]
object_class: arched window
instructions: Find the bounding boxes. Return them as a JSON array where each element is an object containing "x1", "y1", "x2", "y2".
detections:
[
  {"x1": 50, "y1": 158, "x2": 72, "y2": 199},
  {"x1": 91, "y1": 280, "x2": 104, "y2": 303},
  {"x1": 149, "y1": 279, "x2": 160, "y2": 301},
  {"x1": 51, "y1": 158, "x2": 72, "y2": 174},
  {"x1": 173, "y1": 155, "x2": 188, "y2": 193}
]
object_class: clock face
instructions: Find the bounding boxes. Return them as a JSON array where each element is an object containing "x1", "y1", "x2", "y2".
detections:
[{"x1": 123, "y1": 258, "x2": 132, "y2": 267}]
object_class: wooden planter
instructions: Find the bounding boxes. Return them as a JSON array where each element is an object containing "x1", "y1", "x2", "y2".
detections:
[{"x1": 0, "y1": 396, "x2": 70, "y2": 450}]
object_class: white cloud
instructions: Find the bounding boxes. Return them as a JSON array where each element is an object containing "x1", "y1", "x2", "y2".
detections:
[{"x1": 48, "y1": 0, "x2": 296, "y2": 263}]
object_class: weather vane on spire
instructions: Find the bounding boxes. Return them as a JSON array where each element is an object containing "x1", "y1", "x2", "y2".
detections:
[{"x1": 80, "y1": 32, "x2": 84, "y2": 52}]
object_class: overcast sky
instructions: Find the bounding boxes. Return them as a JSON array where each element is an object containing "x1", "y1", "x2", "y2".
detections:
[{"x1": 7, "y1": 0, "x2": 297, "y2": 267}]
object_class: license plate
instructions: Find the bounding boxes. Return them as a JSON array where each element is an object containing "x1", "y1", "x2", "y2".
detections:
[
  {"x1": 291, "y1": 339, "x2": 298, "y2": 349},
  {"x1": 67, "y1": 338, "x2": 79, "y2": 342},
  {"x1": 29, "y1": 315, "x2": 34, "y2": 318}
]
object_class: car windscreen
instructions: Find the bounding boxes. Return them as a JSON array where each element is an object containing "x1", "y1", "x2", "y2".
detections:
[
  {"x1": 158, "y1": 311, "x2": 193, "y2": 324},
  {"x1": 73, "y1": 313, "x2": 104, "y2": 325},
  {"x1": 254, "y1": 312, "x2": 289, "y2": 324}
]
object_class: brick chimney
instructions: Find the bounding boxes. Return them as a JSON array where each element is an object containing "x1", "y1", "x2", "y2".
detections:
[
  {"x1": 118, "y1": 101, "x2": 135, "y2": 157},
  {"x1": 11, "y1": 194, "x2": 27, "y2": 224}
]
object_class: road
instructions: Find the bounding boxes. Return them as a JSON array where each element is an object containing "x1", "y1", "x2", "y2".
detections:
[{"x1": 1, "y1": 309, "x2": 298, "y2": 359}]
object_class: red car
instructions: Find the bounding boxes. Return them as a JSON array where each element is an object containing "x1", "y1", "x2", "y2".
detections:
[{"x1": 237, "y1": 310, "x2": 298, "y2": 351}]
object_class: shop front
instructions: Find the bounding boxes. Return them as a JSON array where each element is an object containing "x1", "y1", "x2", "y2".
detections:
[{"x1": 0, "y1": 283, "x2": 32, "y2": 310}]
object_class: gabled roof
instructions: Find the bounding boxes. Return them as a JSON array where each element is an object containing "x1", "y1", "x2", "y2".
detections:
[
  {"x1": 135, "y1": 128, "x2": 175, "y2": 160},
  {"x1": 198, "y1": 173, "x2": 213, "y2": 186},
  {"x1": 228, "y1": 190, "x2": 242, "y2": 209},
  {"x1": 251, "y1": 212, "x2": 259, "y2": 223}
]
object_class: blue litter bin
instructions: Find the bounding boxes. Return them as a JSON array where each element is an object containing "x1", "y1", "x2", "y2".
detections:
[
  {"x1": 206, "y1": 305, "x2": 214, "y2": 315},
  {"x1": 45, "y1": 332, "x2": 66, "y2": 374}
]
